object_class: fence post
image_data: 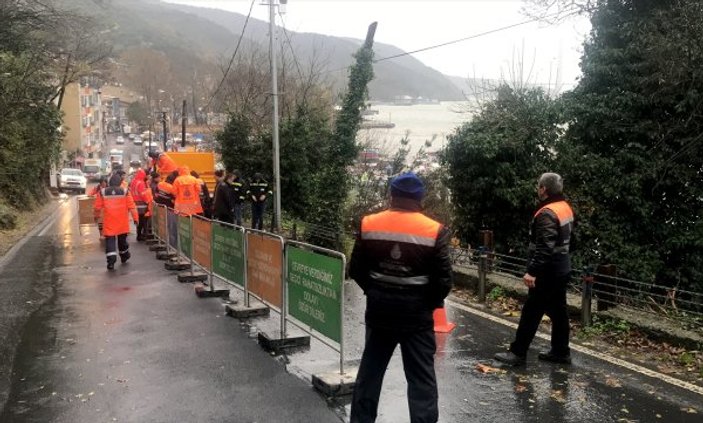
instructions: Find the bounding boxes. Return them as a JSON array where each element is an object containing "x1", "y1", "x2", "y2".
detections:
[
  {"x1": 479, "y1": 229, "x2": 494, "y2": 273},
  {"x1": 596, "y1": 264, "x2": 617, "y2": 312},
  {"x1": 292, "y1": 223, "x2": 297, "y2": 241},
  {"x1": 581, "y1": 271, "x2": 594, "y2": 326},
  {"x1": 478, "y1": 250, "x2": 487, "y2": 303}
]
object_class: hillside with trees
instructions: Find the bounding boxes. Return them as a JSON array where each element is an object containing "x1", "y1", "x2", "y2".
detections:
[{"x1": 445, "y1": 0, "x2": 703, "y2": 296}]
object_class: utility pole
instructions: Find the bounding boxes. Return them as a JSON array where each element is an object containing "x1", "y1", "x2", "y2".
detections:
[
  {"x1": 268, "y1": 0, "x2": 284, "y2": 233},
  {"x1": 161, "y1": 111, "x2": 168, "y2": 152},
  {"x1": 181, "y1": 99, "x2": 187, "y2": 149}
]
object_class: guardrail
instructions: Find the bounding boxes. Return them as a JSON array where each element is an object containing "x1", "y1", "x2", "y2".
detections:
[{"x1": 150, "y1": 204, "x2": 348, "y2": 380}]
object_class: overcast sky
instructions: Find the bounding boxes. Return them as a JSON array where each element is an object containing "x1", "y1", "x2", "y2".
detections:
[{"x1": 165, "y1": 0, "x2": 590, "y2": 88}]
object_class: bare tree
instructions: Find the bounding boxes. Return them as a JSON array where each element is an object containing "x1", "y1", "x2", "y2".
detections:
[
  {"x1": 47, "y1": 14, "x2": 113, "y2": 108},
  {"x1": 522, "y1": 0, "x2": 597, "y2": 23}
]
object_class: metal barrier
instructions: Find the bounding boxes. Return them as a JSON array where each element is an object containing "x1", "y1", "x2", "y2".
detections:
[
  {"x1": 245, "y1": 228, "x2": 286, "y2": 336},
  {"x1": 285, "y1": 240, "x2": 347, "y2": 375},
  {"x1": 211, "y1": 220, "x2": 247, "y2": 289}
]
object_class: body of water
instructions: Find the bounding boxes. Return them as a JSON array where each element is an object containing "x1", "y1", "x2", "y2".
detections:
[{"x1": 357, "y1": 101, "x2": 474, "y2": 154}]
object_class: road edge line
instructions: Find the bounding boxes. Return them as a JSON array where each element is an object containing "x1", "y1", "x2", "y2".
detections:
[
  {"x1": 0, "y1": 196, "x2": 69, "y2": 270},
  {"x1": 446, "y1": 297, "x2": 703, "y2": 397}
]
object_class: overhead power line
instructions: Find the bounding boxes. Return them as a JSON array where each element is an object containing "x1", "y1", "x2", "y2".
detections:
[
  {"x1": 373, "y1": 13, "x2": 560, "y2": 64},
  {"x1": 311, "y1": 11, "x2": 563, "y2": 79},
  {"x1": 205, "y1": 0, "x2": 256, "y2": 109}
]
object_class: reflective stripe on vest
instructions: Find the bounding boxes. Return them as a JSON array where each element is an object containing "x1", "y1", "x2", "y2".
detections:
[
  {"x1": 534, "y1": 201, "x2": 574, "y2": 227},
  {"x1": 369, "y1": 271, "x2": 429, "y2": 286},
  {"x1": 361, "y1": 210, "x2": 441, "y2": 247}
]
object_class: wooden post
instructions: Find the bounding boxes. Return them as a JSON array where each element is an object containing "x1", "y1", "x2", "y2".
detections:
[{"x1": 181, "y1": 99, "x2": 186, "y2": 149}]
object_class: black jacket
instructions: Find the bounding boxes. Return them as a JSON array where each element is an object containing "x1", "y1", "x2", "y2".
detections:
[
  {"x1": 248, "y1": 180, "x2": 271, "y2": 203},
  {"x1": 212, "y1": 181, "x2": 234, "y2": 221},
  {"x1": 231, "y1": 179, "x2": 246, "y2": 204},
  {"x1": 349, "y1": 200, "x2": 453, "y2": 332},
  {"x1": 526, "y1": 195, "x2": 573, "y2": 278}
]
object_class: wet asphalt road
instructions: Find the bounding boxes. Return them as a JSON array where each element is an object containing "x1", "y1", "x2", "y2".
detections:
[
  {"x1": 0, "y1": 198, "x2": 341, "y2": 423},
  {"x1": 0, "y1": 134, "x2": 700, "y2": 422}
]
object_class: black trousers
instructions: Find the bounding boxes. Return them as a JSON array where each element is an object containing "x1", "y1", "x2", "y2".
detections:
[
  {"x1": 105, "y1": 234, "x2": 129, "y2": 264},
  {"x1": 252, "y1": 202, "x2": 265, "y2": 230},
  {"x1": 510, "y1": 273, "x2": 571, "y2": 357},
  {"x1": 137, "y1": 213, "x2": 148, "y2": 240},
  {"x1": 351, "y1": 327, "x2": 438, "y2": 423}
]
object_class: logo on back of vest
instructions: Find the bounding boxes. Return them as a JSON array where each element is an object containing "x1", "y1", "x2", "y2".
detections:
[{"x1": 390, "y1": 243, "x2": 402, "y2": 260}]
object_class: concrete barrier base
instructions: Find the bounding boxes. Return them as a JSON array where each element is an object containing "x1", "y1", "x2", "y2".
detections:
[
  {"x1": 194, "y1": 283, "x2": 230, "y2": 298},
  {"x1": 312, "y1": 368, "x2": 357, "y2": 397},
  {"x1": 145, "y1": 238, "x2": 159, "y2": 246},
  {"x1": 225, "y1": 304, "x2": 270, "y2": 319},
  {"x1": 257, "y1": 331, "x2": 310, "y2": 353},
  {"x1": 155, "y1": 251, "x2": 176, "y2": 260},
  {"x1": 178, "y1": 272, "x2": 208, "y2": 283},
  {"x1": 165, "y1": 259, "x2": 190, "y2": 271}
]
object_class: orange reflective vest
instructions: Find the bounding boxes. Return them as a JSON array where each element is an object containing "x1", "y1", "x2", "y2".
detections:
[
  {"x1": 534, "y1": 201, "x2": 574, "y2": 227},
  {"x1": 533, "y1": 200, "x2": 574, "y2": 252},
  {"x1": 155, "y1": 154, "x2": 178, "y2": 175},
  {"x1": 144, "y1": 187, "x2": 154, "y2": 217},
  {"x1": 172, "y1": 174, "x2": 203, "y2": 216},
  {"x1": 361, "y1": 210, "x2": 442, "y2": 248},
  {"x1": 93, "y1": 187, "x2": 138, "y2": 236}
]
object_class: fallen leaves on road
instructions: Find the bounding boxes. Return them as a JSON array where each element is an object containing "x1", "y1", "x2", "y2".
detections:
[
  {"x1": 474, "y1": 363, "x2": 506, "y2": 375},
  {"x1": 514, "y1": 383, "x2": 528, "y2": 393},
  {"x1": 550, "y1": 389, "x2": 566, "y2": 403},
  {"x1": 682, "y1": 407, "x2": 698, "y2": 414},
  {"x1": 605, "y1": 377, "x2": 622, "y2": 388}
]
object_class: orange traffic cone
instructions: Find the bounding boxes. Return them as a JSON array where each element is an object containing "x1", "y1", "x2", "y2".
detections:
[{"x1": 433, "y1": 307, "x2": 456, "y2": 333}]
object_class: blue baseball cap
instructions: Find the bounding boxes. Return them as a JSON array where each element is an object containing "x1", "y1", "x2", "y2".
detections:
[{"x1": 390, "y1": 172, "x2": 425, "y2": 201}]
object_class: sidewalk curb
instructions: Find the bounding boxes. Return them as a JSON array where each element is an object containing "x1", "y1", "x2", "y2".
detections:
[
  {"x1": 446, "y1": 296, "x2": 703, "y2": 397},
  {"x1": 0, "y1": 196, "x2": 69, "y2": 271}
]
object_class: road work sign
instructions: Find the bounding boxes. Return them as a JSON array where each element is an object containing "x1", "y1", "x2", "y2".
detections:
[
  {"x1": 246, "y1": 232, "x2": 283, "y2": 308},
  {"x1": 212, "y1": 223, "x2": 245, "y2": 286},
  {"x1": 167, "y1": 209, "x2": 178, "y2": 250},
  {"x1": 178, "y1": 215, "x2": 191, "y2": 258},
  {"x1": 286, "y1": 246, "x2": 343, "y2": 343},
  {"x1": 192, "y1": 217, "x2": 211, "y2": 270}
]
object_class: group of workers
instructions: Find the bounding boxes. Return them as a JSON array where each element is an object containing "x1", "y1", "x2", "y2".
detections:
[
  {"x1": 90, "y1": 154, "x2": 573, "y2": 423},
  {"x1": 90, "y1": 151, "x2": 273, "y2": 270}
]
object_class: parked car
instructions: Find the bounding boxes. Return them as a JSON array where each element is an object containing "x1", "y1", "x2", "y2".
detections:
[
  {"x1": 58, "y1": 168, "x2": 87, "y2": 194},
  {"x1": 116, "y1": 136, "x2": 125, "y2": 144},
  {"x1": 133, "y1": 136, "x2": 143, "y2": 145}
]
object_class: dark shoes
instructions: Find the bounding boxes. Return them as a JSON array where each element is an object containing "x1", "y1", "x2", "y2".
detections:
[
  {"x1": 538, "y1": 350, "x2": 572, "y2": 364},
  {"x1": 107, "y1": 261, "x2": 115, "y2": 270},
  {"x1": 494, "y1": 351, "x2": 526, "y2": 366},
  {"x1": 120, "y1": 252, "x2": 131, "y2": 263}
]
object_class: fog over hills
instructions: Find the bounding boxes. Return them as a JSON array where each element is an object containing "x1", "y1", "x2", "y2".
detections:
[{"x1": 59, "y1": 0, "x2": 465, "y2": 101}]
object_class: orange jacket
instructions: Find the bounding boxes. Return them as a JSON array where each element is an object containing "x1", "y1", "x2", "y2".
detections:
[
  {"x1": 144, "y1": 187, "x2": 154, "y2": 217},
  {"x1": 152, "y1": 154, "x2": 178, "y2": 175},
  {"x1": 172, "y1": 166, "x2": 203, "y2": 216},
  {"x1": 93, "y1": 186, "x2": 139, "y2": 236}
]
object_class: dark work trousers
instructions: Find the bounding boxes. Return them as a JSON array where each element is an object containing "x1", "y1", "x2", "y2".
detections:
[
  {"x1": 351, "y1": 327, "x2": 438, "y2": 423},
  {"x1": 251, "y1": 202, "x2": 265, "y2": 230},
  {"x1": 510, "y1": 273, "x2": 571, "y2": 357},
  {"x1": 105, "y1": 234, "x2": 129, "y2": 264},
  {"x1": 233, "y1": 203, "x2": 243, "y2": 227},
  {"x1": 137, "y1": 213, "x2": 148, "y2": 241}
]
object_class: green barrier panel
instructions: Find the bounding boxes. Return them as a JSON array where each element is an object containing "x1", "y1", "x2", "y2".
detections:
[
  {"x1": 287, "y1": 245, "x2": 343, "y2": 343},
  {"x1": 178, "y1": 215, "x2": 191, "y2": 258},
  {"x1": 212, "y1": 223, "x2": 245, "y2": 286}
]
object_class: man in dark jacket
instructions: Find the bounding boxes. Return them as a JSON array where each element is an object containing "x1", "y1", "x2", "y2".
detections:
[
  {"x1": 230, "y1": 170, "x2": 246, "y2": 226},
  {"x1": 213, "y1": 171, "x2": 235, "y2": 223},
  {"x1": 248, "y1": 173, "x2": 271, "y2": 230},
  {"x1": 349, "y1": 172, "x2": 453, "y2": 423},
  {"x1": 495, "y1": 172, "x2": 574, "y2": 366}
]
